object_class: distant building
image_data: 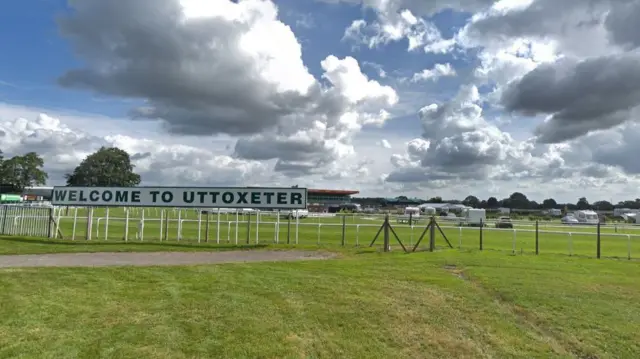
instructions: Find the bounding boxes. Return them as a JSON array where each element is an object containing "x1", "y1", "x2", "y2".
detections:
[
  {"x1": 22, "y1": 186, "x2": 54, "y2": 201},
  {"x1": 307, "y1": 189, "x2": 359, "y2": 211}
]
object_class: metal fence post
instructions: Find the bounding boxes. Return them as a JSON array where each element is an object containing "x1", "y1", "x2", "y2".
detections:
[
  {"x1": 535, "y1": 220, "x2": 539, "y2": 255},
  {"x1": 479, "y1": 219, "x2": 483, "y2": 250}
]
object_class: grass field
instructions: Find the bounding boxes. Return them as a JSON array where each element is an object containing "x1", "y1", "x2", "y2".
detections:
[
  {"x1": 19, "y1": 207, "x2": 638, "y2": 259},
  {"x1": 0, "y1": 243, "x2": 639, "y2": 359}
]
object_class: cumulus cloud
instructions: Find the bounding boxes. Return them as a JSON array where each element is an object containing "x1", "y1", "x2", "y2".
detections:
[
  {"x1": 411, "y1": 63, "x2": 456, "y2": 82},
  {"x1": 502, "y1": 53, "x2": 640, "y2": 143},
  {"x1": 386, "y1": 85, "x2": 530, "y2": 183},
  {"x1": 343, "y1": 10, "x2": 449, "y2": 52},
  {"x1": 0, "y1": 111, "x2": 270, "y2": 186},
  {"x1": 57, "y1": 0, "x2": 397, "y2": 176},
  {"x1": 452, "y1": 0, "x2": 640, "y2": 143}
]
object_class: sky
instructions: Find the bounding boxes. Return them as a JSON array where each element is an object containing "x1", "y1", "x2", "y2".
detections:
[{"x1": 1, "y1": 0, "x2": 640, "y2": 203}]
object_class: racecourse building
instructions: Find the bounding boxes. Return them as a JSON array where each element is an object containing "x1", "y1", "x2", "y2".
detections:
[{"x1": 307, "y1": 188, "x2": 359, "y2": 212}]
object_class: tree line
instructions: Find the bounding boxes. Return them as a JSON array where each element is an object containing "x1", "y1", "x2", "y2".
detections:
[
  {"x1": 0, "y1": 147, "x2": 140, "y2": 193},
  {"x1": 357, "y1": 193, "x2": 630, "y2": 211}
]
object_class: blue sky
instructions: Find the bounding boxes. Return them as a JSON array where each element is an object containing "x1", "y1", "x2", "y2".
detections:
[
  {"x1": 0, "y1": 0, "x2": 476, "y2": 136},
  {"x1": 2, "y1": 0, "x2": 634, "y2": 202}
]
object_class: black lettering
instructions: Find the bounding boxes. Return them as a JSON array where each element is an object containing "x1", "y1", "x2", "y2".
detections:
[
  {"x1": 277, "y1": 192, "x2": 287, "y2": 205},
  {"x1": 79, "y1": 191, "x2": 87, "y2": 202},
  {"x1": 237, "y1": 192, "x2": 248, "y2": 204},
  {"x1": 197, "y1": 191, "x2": 208, "y2": 203},
  {"x1": 264, "y1": 192, "x2": 274, "y2": 204},
  {"x1": 115, "y1": 191, "x2": 128, "y2": 202},
  {"x1": 209, "y1": 192, "x2": 220, "y2": 203},
  {"x1": 251, "y1": 192, "x2": 260, "y2": 204},
  {"x1": 69, "y1": 190, "x2": 78, "y2": 201},
  {"x1": 150, "y1": 191, "x2": 160, "y2": 203},
  {"x1": 183, "y1": 191, "x2": 194, "y2": 203},
  {"x1": 291, "y1": 192, "x2": 302, "y2": 205},
  {"x1": 222, "y1": 192, "x2": 234, "y2": 204},
  {"x1": 89, "y1": 190, "x2": 99, "y2": 201},
  {"x1": 102, "y1": 190, "x2": 113, "y2": 202},
  {"x1": 53, "y1": 190, "x2": 67, "y2": 202},
  {"x1": 161, "y1": 191, "x2": 173, "y2": 203},
  {"x1": 131, "y1": 191, "x2": 141, "y2": 203}
]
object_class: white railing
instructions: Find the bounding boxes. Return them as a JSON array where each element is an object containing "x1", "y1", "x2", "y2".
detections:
[{"x1": 12, "y1": 207, "x2": 632, "y2": 259}]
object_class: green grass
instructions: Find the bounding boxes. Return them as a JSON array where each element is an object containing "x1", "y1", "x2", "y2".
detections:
[{"x1": 1, "y1": 250, "x2": 639, "y2": 358}]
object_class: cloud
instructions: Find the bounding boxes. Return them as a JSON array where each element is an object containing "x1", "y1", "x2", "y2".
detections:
[
  {"x1": 411, "y1": 63, "x2": 456, "y2": 82},
  {"x1": 386, "y1": 85, "x2": 531, "y2": 183},
  {"x1": 502, "y1": 53, "x2": 640, "y2": 143},
  {"x1": 0, "y1": 111, "x2": 270, "y2": 186},
  {"x1": 57, "y1": 0, "x2": 397, "y2": 176}
]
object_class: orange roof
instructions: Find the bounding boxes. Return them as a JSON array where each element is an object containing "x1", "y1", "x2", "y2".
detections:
[{"x1": 308, "y1": 189, "x2": 359, "y2": 195}]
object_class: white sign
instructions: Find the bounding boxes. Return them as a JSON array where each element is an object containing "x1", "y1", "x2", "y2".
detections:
[{"x1": 51, "y1": 186, "x2": 307, "y2": 209}]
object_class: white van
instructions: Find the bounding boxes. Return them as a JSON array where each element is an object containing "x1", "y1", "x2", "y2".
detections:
[{"x1": 284, "y1": 209, "x2": 309, "y2": 219}]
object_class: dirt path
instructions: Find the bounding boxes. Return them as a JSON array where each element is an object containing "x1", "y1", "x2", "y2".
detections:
[{"x1": 0, "y1": 250, "x2": 336, "y2": 268}]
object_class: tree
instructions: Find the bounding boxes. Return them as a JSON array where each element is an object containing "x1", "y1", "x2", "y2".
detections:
[
  {"x1": 542, "y1": 198, "x2": 557, "y2": 209},
  {"x1": 486, "y1": 197, "x2": 498, "y2": 208},
  {"x1": 592, "y1": 200, "x2": 613, "y2": 211},
  {"x1": 0, "y1": 152, "x2": 48, "y2": 192},
  {"x1": 576, "y1": 197, "x2": 590, "y2": 210},
  {"x1": 508, "y1": 192, "x2": 529, "y2": 209},
  {"x1": 462, "y1": 195, "x2": 480, "y2": 208},
  {"x1": 65, "y1": 147, "x2": 141, "y2": 187}
]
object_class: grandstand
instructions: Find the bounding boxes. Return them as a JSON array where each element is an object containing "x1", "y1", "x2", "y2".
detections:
[{"x1": 307, "y1": 189, "x2": 359, "y2": 211}]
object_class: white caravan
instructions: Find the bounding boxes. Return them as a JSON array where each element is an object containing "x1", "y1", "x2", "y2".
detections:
[
  {"x1": 460, "y1": 208, "x2": 486, "y2": 226},
  {"x1": 573, "y1": 210, "x2": 599, "y2": 224},
  {"x1": 397, "y1": 206, "x2": 422, "y2": 223}
]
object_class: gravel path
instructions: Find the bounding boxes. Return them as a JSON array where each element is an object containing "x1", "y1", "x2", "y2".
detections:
[{"x1": 0, "y1": 250, "x2": 335, "y2": 268}]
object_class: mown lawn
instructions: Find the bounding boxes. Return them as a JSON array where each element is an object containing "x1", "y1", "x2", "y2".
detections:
[{"x1": 0, "y1": 250, "x2": 639, "y2": 358}]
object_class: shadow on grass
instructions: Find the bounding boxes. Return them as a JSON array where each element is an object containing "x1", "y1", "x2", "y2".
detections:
[{"x1": 0, "y1": 236, "x2": 270, "y2": 251}]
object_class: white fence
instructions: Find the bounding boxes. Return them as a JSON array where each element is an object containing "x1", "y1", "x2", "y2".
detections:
[
  {"x1": 1, "y1": 206, "x2": 638, "y2": 259},
  {"x1": 0, "y1": 205, "x2": 52, "y2": 237}
]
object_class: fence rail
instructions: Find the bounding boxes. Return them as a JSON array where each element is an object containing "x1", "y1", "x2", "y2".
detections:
[{"x1": 1, "y1": 206, "x2": 639, "y2": 260}]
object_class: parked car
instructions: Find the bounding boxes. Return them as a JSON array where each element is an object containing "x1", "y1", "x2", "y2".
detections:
[
  {"x1": 561, "y1": 215, "x2": 579, "y2": 225},
  {"x1": 495, "y1": 216, "x2": 513, "y2": 229}
]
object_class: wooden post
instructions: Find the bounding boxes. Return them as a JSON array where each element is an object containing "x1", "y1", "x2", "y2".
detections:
[
  {"x1": 383, "y1": 214, "x2": 390, "y2": 252},
  {"x1": 479, "y1": 219, "x2": 483, "y2": 250},
  {"x1": 429, "y1": 216, "x2": 436, "y2": 252},
  {"x1": 535, "y1": 220, "x2": 539, "y2": 255},
  {"x1": 341, "y1": 215, "x2": 346, "y2": 247},
  {"x1": 597, "y1": 222, "x2": 601, "y2": 259}
]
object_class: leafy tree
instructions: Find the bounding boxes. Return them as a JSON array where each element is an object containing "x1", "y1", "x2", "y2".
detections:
[
  {"x1": 486, "y1": 196, "x2": 498, "y2": 208},
  {"x1": 592, "y1": 200, "x2": 613, "y2": 211},
  {"x1": 0, "y1": 152, "x2": 48, "y2": 192},
  {"x1": 508, "y1": 192, "x2": 529, "y2": 209},
  {"x1": 65, "y1": 147, "x2": 141, "y2": 187},
  {"x1": 428, "y1": 196, "x2": 443, "y2": 203},
  {"x1": 576, "y1": 197, "x2": 590, "y2": 210},
  {"x1": 462, "y1": 195, "x2": 480, "y2": 208},
  {"x1": 542, "y1": 198, "x2": 557, "y2": 209}
]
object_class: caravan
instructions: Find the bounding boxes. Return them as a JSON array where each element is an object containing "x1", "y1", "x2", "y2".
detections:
[
  {"x1": 573, "y1": 210, "x2": 599, "y2": 224},
  {"x1": 459, "y1": 208, "x2": 486, "y2": 226},
  {"x1": 397, "y1": 206, "x2": 422, "y2": 224}
]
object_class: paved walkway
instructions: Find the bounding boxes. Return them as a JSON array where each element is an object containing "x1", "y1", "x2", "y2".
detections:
[{"x1": 0, "y1": 250, "x2": 335, "y2": 268}]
